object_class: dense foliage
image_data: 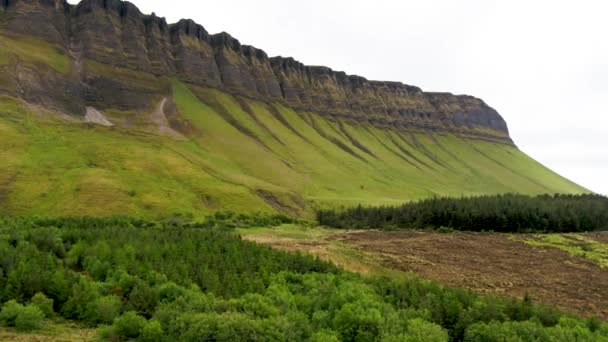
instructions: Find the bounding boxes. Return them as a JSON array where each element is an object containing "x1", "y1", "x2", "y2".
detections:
[
  {"x1": 0, "y1": 216, "x2": 606, "y2": 341},
  {"x1": 317, "y1": 194, "x2": 608, "y2": 232}
]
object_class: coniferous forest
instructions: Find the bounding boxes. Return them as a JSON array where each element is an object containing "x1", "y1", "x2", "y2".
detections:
[
  {"x1": 317, "y1": 194, "x2": 608, "y2": 232},
  {"x1": 0, "y1": 216, "x2": 607, "y2": 341}
]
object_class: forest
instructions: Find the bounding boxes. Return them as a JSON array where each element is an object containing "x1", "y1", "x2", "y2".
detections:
[
  {"x1": 0, "y1": 216, "x2": 606, "y2": 341},
  {"x1": 317, "y1": 194, "x2": 608, "y2": 232}
]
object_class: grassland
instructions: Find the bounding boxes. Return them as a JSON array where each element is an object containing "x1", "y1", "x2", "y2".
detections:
[
  {"x1": 0, "y1": 321, "x2": 94, "y2": 341},
  {"x1": 0, "y1": 71, "x2": 588, "y2": 217}
]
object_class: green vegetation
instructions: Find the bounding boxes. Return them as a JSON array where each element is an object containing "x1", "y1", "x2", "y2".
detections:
[
  {"x1": 238, "y1": 223, "x2": 333, "y2": 241},
  {"x1": 522, "y1": 234, "x2": 608, "y2": 268},
  {"x1": 318, "y1": 194, "x2": 608, "y2": 232},
  {"x1": 0, "y1": 77, "x2": 588, "y2": 218},
  {"x1": 0, "y1": 300, "x2": 45, "y2": 331},
  {"x1": 0, "y1": 33, "x2": 69, "y2": 73},
  {"x1": 0, "y1": 217, "x2": 606, "y2": 341}
]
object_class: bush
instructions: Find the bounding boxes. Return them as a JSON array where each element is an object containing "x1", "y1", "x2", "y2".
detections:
[
  {"x1": 308, "y1": 330, "x2": 340, "y2": 342},
  {"x1": 464, "y1": 321, "x2": 548, "y2": 342},
  {"x1": 60, "y1": 278, "x2": 98, "y2": 320},
  {"x1": 0, "y1": 300, "x2": 23, "y2": 326},
  {"x1": 85, "y1": 295, "x2": 122, "y2": 324},
  {"x1": 97, "y1": 324, "x2": 121, "y2": 341},
  {"x1": 141, "y1": 319, "x2": 164, "y2": 342},
  {"x1": 127, "y1": 281, "x2": 159, "y2": 317},
  {"x1": 403, "y1": 318, "x2": 449, "y2": 342},
  {"x1": 230, "y1": 293, "x2": 279, "y2": 318},
  {"x1": 31, "y1": 293, "x2": 54, "y2": 318},
  {"x1": 158, "y1": 282, "x2": 186, "y2": 303},
  {"x1": 113, "y1": 311, "x2": 147, "y2": 338},
  {"x1": 332, "y1": 302, "x2": 383, "y2": 341},
  {"x1": 15, "y1": 305, "x2": 45, "y2": 331}
]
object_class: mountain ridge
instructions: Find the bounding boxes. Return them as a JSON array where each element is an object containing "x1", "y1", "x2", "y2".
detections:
[{"x1": 1, "y1": 0, "x2": 511, "y2": 144}]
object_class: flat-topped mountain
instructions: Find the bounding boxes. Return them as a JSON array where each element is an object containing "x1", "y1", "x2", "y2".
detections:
[
  {"x1": 2, "y1": 0, "x2": 508, "y2": 142},
  {"x1": 0, "y1": 0, "x2": 587, "y2": 217}
]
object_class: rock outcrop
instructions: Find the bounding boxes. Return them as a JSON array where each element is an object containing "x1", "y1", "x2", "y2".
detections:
[{"x1": 0, "y1": 0, "x2": 511, "y2": 143}]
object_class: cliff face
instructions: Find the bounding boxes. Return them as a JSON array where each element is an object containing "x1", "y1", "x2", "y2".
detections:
[{"x1": 0, "y1": 0, "x2": 510, "y2": 143}]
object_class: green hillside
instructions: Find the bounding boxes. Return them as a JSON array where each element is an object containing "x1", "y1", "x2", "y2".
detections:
[{"x1": 0, "y1": 72, "x2": 587, "y2": 218}]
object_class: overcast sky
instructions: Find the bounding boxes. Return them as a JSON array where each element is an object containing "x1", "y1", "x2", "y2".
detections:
[{"x1": 68, "y1": 0, "x2": 607, "y2": 194}]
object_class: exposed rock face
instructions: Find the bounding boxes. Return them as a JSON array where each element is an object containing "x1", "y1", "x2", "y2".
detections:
[
  {"x1": 0, "y1": 0, "x2": 511, "y2": 143},
  {"x1": 84, "y1": 106, "x2": 113, "y2": 126}
]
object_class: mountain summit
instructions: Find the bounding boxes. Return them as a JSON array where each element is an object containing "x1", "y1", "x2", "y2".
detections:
[{"x1": 0, "y1": 0, "x2": 587, "y2": 217}]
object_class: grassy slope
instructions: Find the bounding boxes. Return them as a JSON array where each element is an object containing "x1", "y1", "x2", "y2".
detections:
[
  {"x1": 0, "y1": 34, "x2": 69, "y2": 73},
  {"x1": 0, "y1": 41, "x2": 588, "y2": 217},
  {"x1": 0, "y1": 322, "x2": 95, "y2": 342}
]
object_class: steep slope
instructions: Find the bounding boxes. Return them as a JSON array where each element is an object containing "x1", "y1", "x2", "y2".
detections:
[{"x1": 0, "y1": 0, "x2": 588, "y2": 218}]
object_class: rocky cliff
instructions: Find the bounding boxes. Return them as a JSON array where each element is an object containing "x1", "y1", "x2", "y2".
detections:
[{"x1": 0, "y1": 0, "x2": 511, "y2": 143}]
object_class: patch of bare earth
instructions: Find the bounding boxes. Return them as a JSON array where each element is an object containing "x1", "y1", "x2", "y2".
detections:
[
  {"x1": 589, "y1": 231, "x2": 608, "y2": 244},
  {"x1": 150, "y1": 98, "x2": 186, "y2": 140},
  {"x1": 330, "y1": 230, "x2": 607, "y2": 320},
  {"x1": 243, "y1": 233, "x2": 381, "y2": 275}
]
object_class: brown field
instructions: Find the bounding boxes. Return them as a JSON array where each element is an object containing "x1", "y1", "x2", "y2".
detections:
[{"x1": 241, "y1": 227, "x2": 608, "y2": 320}]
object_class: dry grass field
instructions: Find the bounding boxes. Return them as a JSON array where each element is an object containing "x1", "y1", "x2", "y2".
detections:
[{"x1": 240, "y1": 226, "x2": 608, "y2": 320}]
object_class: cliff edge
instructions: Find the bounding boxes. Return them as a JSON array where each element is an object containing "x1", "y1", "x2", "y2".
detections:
[{"x1": 0, "y1": 0, "x2": 511, "y2": 144}]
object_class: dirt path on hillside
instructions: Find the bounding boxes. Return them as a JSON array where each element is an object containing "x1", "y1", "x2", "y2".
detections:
[
  {"x1": 332, "y1": 230, "x2": 608, "y2": 320},
  {"x1": 150, "y1": 97, "x2": 186, "y2": 140}
]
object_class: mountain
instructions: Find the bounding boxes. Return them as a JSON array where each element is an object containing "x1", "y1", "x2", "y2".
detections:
[{"x1": 0, "y1": 0, "x2": 588, "y2": 217}]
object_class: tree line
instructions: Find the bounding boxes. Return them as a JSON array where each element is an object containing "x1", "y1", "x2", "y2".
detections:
[
  {"x1": 0, "y1": 216, "x2": 606, "y2": 341},
  {"x1": 317, "y1": 194, "x2": 608, "y2": 232}
]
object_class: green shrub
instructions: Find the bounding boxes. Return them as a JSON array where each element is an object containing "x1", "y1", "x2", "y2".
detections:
[
  {"x1": 113, "y1": 311, "x2": 146, "y2": 338},
  {"x1": 403, "y1": 318, "x2": 449, "y2": 342},
  {"x1": 436, "y1": 226, "x2": 454, "y2": 234},
  {"x1": 127, "y1": 281, "x2": 159, "y2": 317},
  {"x1": 174, "y1": 312, "x2": 268, "y2": 342},
  {"x1": 464, "y1": 321, "x2": 548, "y2": 342},
  {"x1": 31, "y1": 293, "x2": 54, "y2": 318},
  {"x1": 0, "y1": 300, "x2": 23, "y2": 326},
  {"x1": 97, "y1": 324, "x2": 121, "y2": 341},
  {"x1": 140, "y1": 319, "x2": 164, "y2": 342},
  {"x1": 332, "y1": 302, "x2": 383, "y2": 341},
  {"x1": 15, "y1": 305, "x2": 44, "y2": 331},
  {"x1": 229, "y1": 293, "x2": 279, "y2": 318},
  {"x1": 308, "y1": 330, "x2": 340, "y2": 342},
  {"x1": 86, "y1": 295, "x2": 122, "y2": 324},
  {"x1": 157, "y1": 282, "x2": 185, "y2": 303},
  {"x1": 60, "y1": 278, "x2": 98, "y2": 320},
  {"x1": 215, "y1": 312, "x2": 266, "y2": 341}
]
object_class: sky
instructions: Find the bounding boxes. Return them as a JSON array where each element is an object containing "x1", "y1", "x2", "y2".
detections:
[{"x1": 68, "y1": 0, "x2": 607, "y2": 194}]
